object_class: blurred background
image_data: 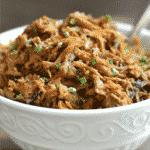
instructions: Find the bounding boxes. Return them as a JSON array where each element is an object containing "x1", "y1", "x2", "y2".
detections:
[
  {"x1": 1, "y1": 0, "x2": 150, "y2": 149},
  {"x1": 0, "y1": 0, "x2": 150, "y2": 33}
]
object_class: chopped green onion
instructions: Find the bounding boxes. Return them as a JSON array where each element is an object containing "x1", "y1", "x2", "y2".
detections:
[
  {"x1": 25, "y1": 41, "x2": 29, "y2": 46},
  {"x1": 44, "y1": 77, "x2": 48, "y2": 81},
  {"x1": 87, "y1": 73, "x2": 89, "y2": 75},
  {"x1": 111, "y1": 68, "x2": 116, "y2": 77},
  {"x1": 78, "y1": 98, "x2": 86, "y2": 104},
  {"x1": 10, "y1": 43, "x2": 15, "y2": 50},
  {"x1": 69, "y1": 88, "x2": 76, "y2": 93},
  {"x1": 71, "y1": 99, "x2": 74, "y2": 103},
  {"x1": 69, "y1": 19, "x2": 77, "y2": 25},
  {"x1": 71, "y1": 99, "x2": 75, "y2": 103},
  {"x1": 49, "y1": 46, "x2": 53, "y2": 48},
  {"x1": 71, "y1": 99, "x2": 76, "y2": 107},
  {"x1": 56, "y1": 85, "x2": 59, "y2": 89},
  {"x1": 76, "y1": 75, "x2": 80, "y2": 79},
  {"x1": 16, "y1": 94, "x2": 22, "y2": 98},
  {"x1": 79, "y1": 77, "x2": 87, "y2": 86},
  {"x1": 14, "y1": 78, "x2": 18, "y2": 81},
  {"x1": 139, "y1": 55, "x2": 148, "y2": 67},
  {"x1": 56, "y1": 63, "x2": 61, "y2": 69},
  {"x1": 111, "y1": 72, "x2": 116, "y2": 76},
  {"x1": 34, "y1": 45, "x2": 42, "y2": 53},
  {"x1": 109, "y1": 59, "x2": 113, "y2": 64},
  {"x1": 68, "y1": 67, "x2": 71, "y2": 71},
  {"x1": 13, "y1": 50, "x2": 18, "y2": 54},
  {"x1": 83, "y1": 99, "x2": 86, "y2": 103},
  {"x1": 39, "y1": 76, "x2": 41, "y2": 80},
  {"x1": 90, "y1": 58, "x2": 97, "y2": 65},
  {"x1": 104, "y1": 14, "x2": 111, "y2": 23},
  {"x1": 64, "y1": 31, "x2": 70, "y2": 38},
  {"x1": 50, "y1": 19, "x2": 53, "y2": 22}
]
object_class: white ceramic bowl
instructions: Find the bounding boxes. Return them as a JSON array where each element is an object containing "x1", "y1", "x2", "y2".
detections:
[{"x1": 1, "y1": 21, "x2": 150, "y2": 150}]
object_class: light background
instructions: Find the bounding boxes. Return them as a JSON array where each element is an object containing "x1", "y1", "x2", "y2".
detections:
[{"x1": 1, "y1": 0, "x2": 150, "y2": 149}]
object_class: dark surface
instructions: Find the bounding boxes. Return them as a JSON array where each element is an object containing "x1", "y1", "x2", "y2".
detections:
[{"x1": 0, "y1": 0, "x2": 150, "y2": 34}]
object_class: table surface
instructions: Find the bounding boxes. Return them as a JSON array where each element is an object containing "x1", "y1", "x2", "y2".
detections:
[{"x1": 0, "y1": 128, "x2": 150, "y2": 150}]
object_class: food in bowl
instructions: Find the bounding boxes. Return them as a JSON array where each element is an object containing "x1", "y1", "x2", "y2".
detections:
[{"x1": 0, "y1": 11, "x2": 150, "y2": 110}]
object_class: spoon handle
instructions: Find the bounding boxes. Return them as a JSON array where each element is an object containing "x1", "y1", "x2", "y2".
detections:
[{"x1": 131, "y1": 5, "x2": 150, "y2": 39}]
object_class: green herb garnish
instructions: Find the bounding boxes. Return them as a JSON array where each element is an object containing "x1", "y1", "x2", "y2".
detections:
[
  {"x1": 49, "y1": 46, "x2": 53, "y2": 48},
  {"x1": 76, "y1": 75, "x2": 80, "y2": 79},
  {"x1": 109, "y1": 59, "x2": 113, "y2": 64},
  {"x1": 139, "y1": 55, "x2": 148, "y2": 67},
  {"x1": 13, "y1": 50, "x2": 18, "y2": 54},
  {"x1": 71, "y1": 99, "x2": 76, "y2": 107},
  {"x1": 56, "y1": 63, "x2": 61, "y2": 69},
  {"x1": 68, "y1": 67, "x2": 71, "y2": 71},
  {"x1": 64, "y1": 31, "x2": 70, "y2": 38},
  {"x1": 124, "y1": 45, "x2": 131, "y2": 50},
  {"x1": 69, "y1": 19, "x2": 77, "y2": 25},
  {"x1": 104, "y1": 14, "x2": 111, "y2": 23},
  {"x1": 111, "y1": 68, "x2": 116, "y2": 77},
  {"x1": 90, "y1": 58, "x2": 97, "y2": 65},
  {"x1": 10, "y1": 43, "x2": 15, "y2": 50},
  {"x1": 69, "y1": 89, "x2": 76, "y2": 93},
  {"x1": 44, "y1": 77, "x2": 48, "y2": 81},
  {"x1": 79, "y1": 77, "x2": 87, "y2": 86},
  {"x1": 14, "y1": 78, "x2": 18, "y2": 81},
  {"x1": 87, "y1": 73, "x2": 89, "y2": 75},
  {"x1": 34, "y1": 45, "x2": 42, "y2": 53},
  {"x1": 16, "y1": 94, "x2": 22, "y2": 98},
  {"x1": 56, "y1": 85, "x2": 59, "y2": 89},
  {"x1": 71, "y1": 99, "x2": 75, "y2": 103},
  {"x1": 82, "y1": 99, "x2": 86, "y2": 103},
  {"x1": 25, "y1": 41, "x2": 29, "y2": 46},
  {"x1": 78, "y1": 98, "x2": 86, "y2": 104}
]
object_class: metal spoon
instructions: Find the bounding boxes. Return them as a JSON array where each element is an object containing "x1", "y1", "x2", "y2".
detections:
[{"x1": 125, "y1": 5, "x2": 150, "y2": 47}]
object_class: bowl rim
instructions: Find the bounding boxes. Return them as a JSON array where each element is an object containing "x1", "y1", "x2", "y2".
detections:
[
  {"x1": 0, "y1": 23, "x2": 150, "y2": 116},
  {"x1": 0, "y1": 95, "x2": 150, "y2": 115}
]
